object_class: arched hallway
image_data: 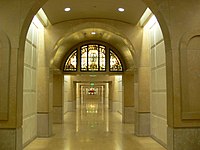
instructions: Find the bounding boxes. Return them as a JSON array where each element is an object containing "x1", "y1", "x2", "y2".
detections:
[
  {"x1": 1, "y1": 0, "x2": 200, "y2": 150},
  {"x1": 24, "y1": 101, "x2": 166, "y2": 150}
]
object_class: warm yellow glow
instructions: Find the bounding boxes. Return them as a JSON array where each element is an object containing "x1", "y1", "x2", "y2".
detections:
[
  {"x1": 118, "y1": 8, "x2": 125, "y2": 12},
  {"x1": 145, "y1": 15, "x2": 157, "y2": 29},
  {"x1": 32, "y1": 16, "x2": 44, "y2": 29},
  {"x1": 64, "y1": 7, "x2": 71, "y2": 12}
]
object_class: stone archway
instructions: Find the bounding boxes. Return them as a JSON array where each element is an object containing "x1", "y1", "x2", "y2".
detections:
[
  {"x1": 19, "y1": 0, "x2": 171, "y2": 149},
  {"x1": 51, "y1": 38, "x2": 134, "y2": 122},
  {"x1": 1, "y1": 0, "x2": 173, "y2": 150}
]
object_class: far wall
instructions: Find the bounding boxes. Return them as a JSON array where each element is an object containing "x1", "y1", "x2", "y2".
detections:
[{"x1": 63, "y1": 75, "x2": 123, "y2": 114}]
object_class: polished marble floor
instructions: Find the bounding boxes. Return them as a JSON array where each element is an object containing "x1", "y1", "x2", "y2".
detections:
[{"x1": 24, "y1": 102, "x2": 166, "y2": 150}]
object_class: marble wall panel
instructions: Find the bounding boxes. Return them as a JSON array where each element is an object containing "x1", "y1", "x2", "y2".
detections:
[
  {"x1": 168, "y1": 127, "x2": 200, "y2": 150},
  {"x1": 64, "y1": 101, "x2": 74, "y2": 113},
  {"x1": 124, "y1": 107, "x2": 135, "y2": 123},
  {"x1": 23, "y1": 21, "x2": 38, "y2": 146},
  {"x1": 149, "y1": 20, "x2": 167, "y2": 146},
  {"x1": 53, "y1": 106, "x2": 63, "y2": 123},
  {"x1": 156, "y1": 42, "x2": 165, "y2": 66},
  {"x1": 23, "y1": 115, "x2": 37, "y2": 145},
  {"x1": 0, "y1": 128, "x2": 22, "y2": 150},
  {"x1": 135, "y1": 112, "x2": 150, "y2": 136},
  {"x1": 37, "y1": 113, "x2": 50, "y2": 137}
]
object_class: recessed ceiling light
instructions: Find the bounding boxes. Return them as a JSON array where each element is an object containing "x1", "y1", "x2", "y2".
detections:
[
  {"x1": 64, "y1": 8, "x2": 71, "y2": 12},
  {"x1": 91, "y1": 31, "x2": 96, "y2": 35},
  {"x1": 118, "y1": 8, "x2": 125, "y2": 12}
]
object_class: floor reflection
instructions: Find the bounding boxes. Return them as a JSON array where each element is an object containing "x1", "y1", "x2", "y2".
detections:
[
  {"x1": 24, "y1": 101, "x2": 166, "y2": 150},
  {"x1": 76, "y1": 101, "x2": 110, "y2": 133}
]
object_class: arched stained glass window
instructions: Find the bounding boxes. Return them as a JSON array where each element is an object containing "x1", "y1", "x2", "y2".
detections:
[
  {"x1": 63, "y1": 50, "x2": 77, "y2": 71},
  {"x1": 63, "y1": 43, "x2": 123, "y2": 72},
  {"x1": 110, "y1": 50, "x2": 122, "y2": 72}
]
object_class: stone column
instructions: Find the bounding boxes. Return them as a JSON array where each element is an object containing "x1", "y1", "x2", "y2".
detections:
[
  {"x1": 123, "y1": 72, "x2": 135, "y2": 123},
  {"x1": 64, "y1": 75, "x2": 74, "y2": 113},
  {"x1": 37, "y1": 23, "x2": 53, "y2": 137},
  {"x1": 134, "y1": 23, "x2": 150, "y2": 136},
  {"x1": 111, "y1": 76, "x2": 120, "y2": 112},
  {"x1": 134, "y1": 67, "x2": 150, "y2": 136},
  {"x1": 105, "y1": 83, "x2": 109, "y2": 108},
  {"x1": 76, "y1": 83, "x2": 81, "y2": 108},
  {"x1": 53, "y1": 73, "x2": 64, "y2": 123}
]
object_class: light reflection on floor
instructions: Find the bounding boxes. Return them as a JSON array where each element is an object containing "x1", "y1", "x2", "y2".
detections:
[{"x1": 24, "y1": 102, "x2": 166, "y2": 150}]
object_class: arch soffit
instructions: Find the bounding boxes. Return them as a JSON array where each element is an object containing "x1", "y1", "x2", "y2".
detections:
[{"x1": 50, "y1": 22, "x2": 135, "y2": 70}]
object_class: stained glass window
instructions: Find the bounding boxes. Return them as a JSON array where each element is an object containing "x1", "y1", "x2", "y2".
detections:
[
  {"x1": 63, "y1": 50, "x2": 77, "y2": 71},
  {"x1": 88, "y1": 45, "x2": 99, "y2": 71},
  {"x1": 63, "y1": 43, "x2": 123, "y2": 72},
  {"x1": 81, "y1": 46, "x2": 87, "y2": 71},
  {"x1": 80, "y1": 44, "x2": 106, "y2": 72},
  {"x1": 110, "y1": 50, "x2": 123, "y2": 71},
  {"x1": 99, "y1": 46, "x2": 106, "y2": 71}
]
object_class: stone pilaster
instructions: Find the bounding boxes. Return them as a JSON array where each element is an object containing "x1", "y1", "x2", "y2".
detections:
[
  {"x1": 168, "y1": 127, "x2": 200, "y2": 150},
  {"x1": 135, "y1": 112, "x2": 150, "y2": 136},
  {"x1": 0, "y1": 128, "x2": 22, "y2": 150}
]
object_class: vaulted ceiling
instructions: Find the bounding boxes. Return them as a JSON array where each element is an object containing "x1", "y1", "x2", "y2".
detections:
[{"x1": 43, "y1": 0, "x2": 147, "y2": 25}]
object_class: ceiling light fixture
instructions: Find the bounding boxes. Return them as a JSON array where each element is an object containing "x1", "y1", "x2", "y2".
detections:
[
  {"x1": 91, "y1": 31, "x2": 96, "y2": 35},
  {"x1": 64, "y1": 8, "x2": 71, "y2": 12},
  {"x1": 118, "y1": 7, "x2": 125, "y2": 12}
]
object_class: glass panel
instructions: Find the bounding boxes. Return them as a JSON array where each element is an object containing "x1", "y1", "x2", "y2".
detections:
[
  {"x1": 110, "y1": 50, "x2": 123, "y2": 71},
  {"x1": 63, "y1": 50, "x2": 77, "y2": 71},
  {"x1": 99, "y1": 45, "x2": 106, "y2": 71},
  {"x1": 88, "y1": 45, "x2": 98, "y2": 71},
  {"x1": 81, "y1": 45, "x2": 87, "y2": 71}
]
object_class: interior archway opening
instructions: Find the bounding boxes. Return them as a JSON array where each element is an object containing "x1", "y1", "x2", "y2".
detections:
[{"x1": 21, "y1": 0, "x2": 169, "y2": 149}]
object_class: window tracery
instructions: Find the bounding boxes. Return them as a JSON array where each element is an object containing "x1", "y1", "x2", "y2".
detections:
[{"x1": 63, "y1": 44, "x2": 123, "y2": 72}]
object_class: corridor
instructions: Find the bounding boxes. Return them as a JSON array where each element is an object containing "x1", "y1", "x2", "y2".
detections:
[{"x1": 24, "y1": 101, "x2": 166, "y2": 150}]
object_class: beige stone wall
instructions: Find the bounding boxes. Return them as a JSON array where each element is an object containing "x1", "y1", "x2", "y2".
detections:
[
  {"x1": 0, "y1": 30, "x2": 10, "y2": 121},
  {"x1": 124, "y1": 73, "x2": 134, "y2": 107},
  {"x1": 123, "y1": 72, "x2": 135, "y2": 123},
  {"x1": 112, "y1": 76, "x2": 123, "y2": 113},
  {"x1": 147, "y1": 17, "x2": 167, "y2": 145},
  {"x1": 53, "y1": 74, "x2": 63, "y2": 123},
  {"x1": 22, "y1": 17, "x2": 39, "y2": 146},
  {"x1": 64, "y1": 75, "x2": 73, "y2": 113},
  {"x1": 76, "y1": 83, "x2": 81, "y2": 108},
  {"x1": 117, "y1": 76, "x2": 123, "y2": 114},
  {"x1": 0, "y1": 0, "x2": 199, "y2": 149}
]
